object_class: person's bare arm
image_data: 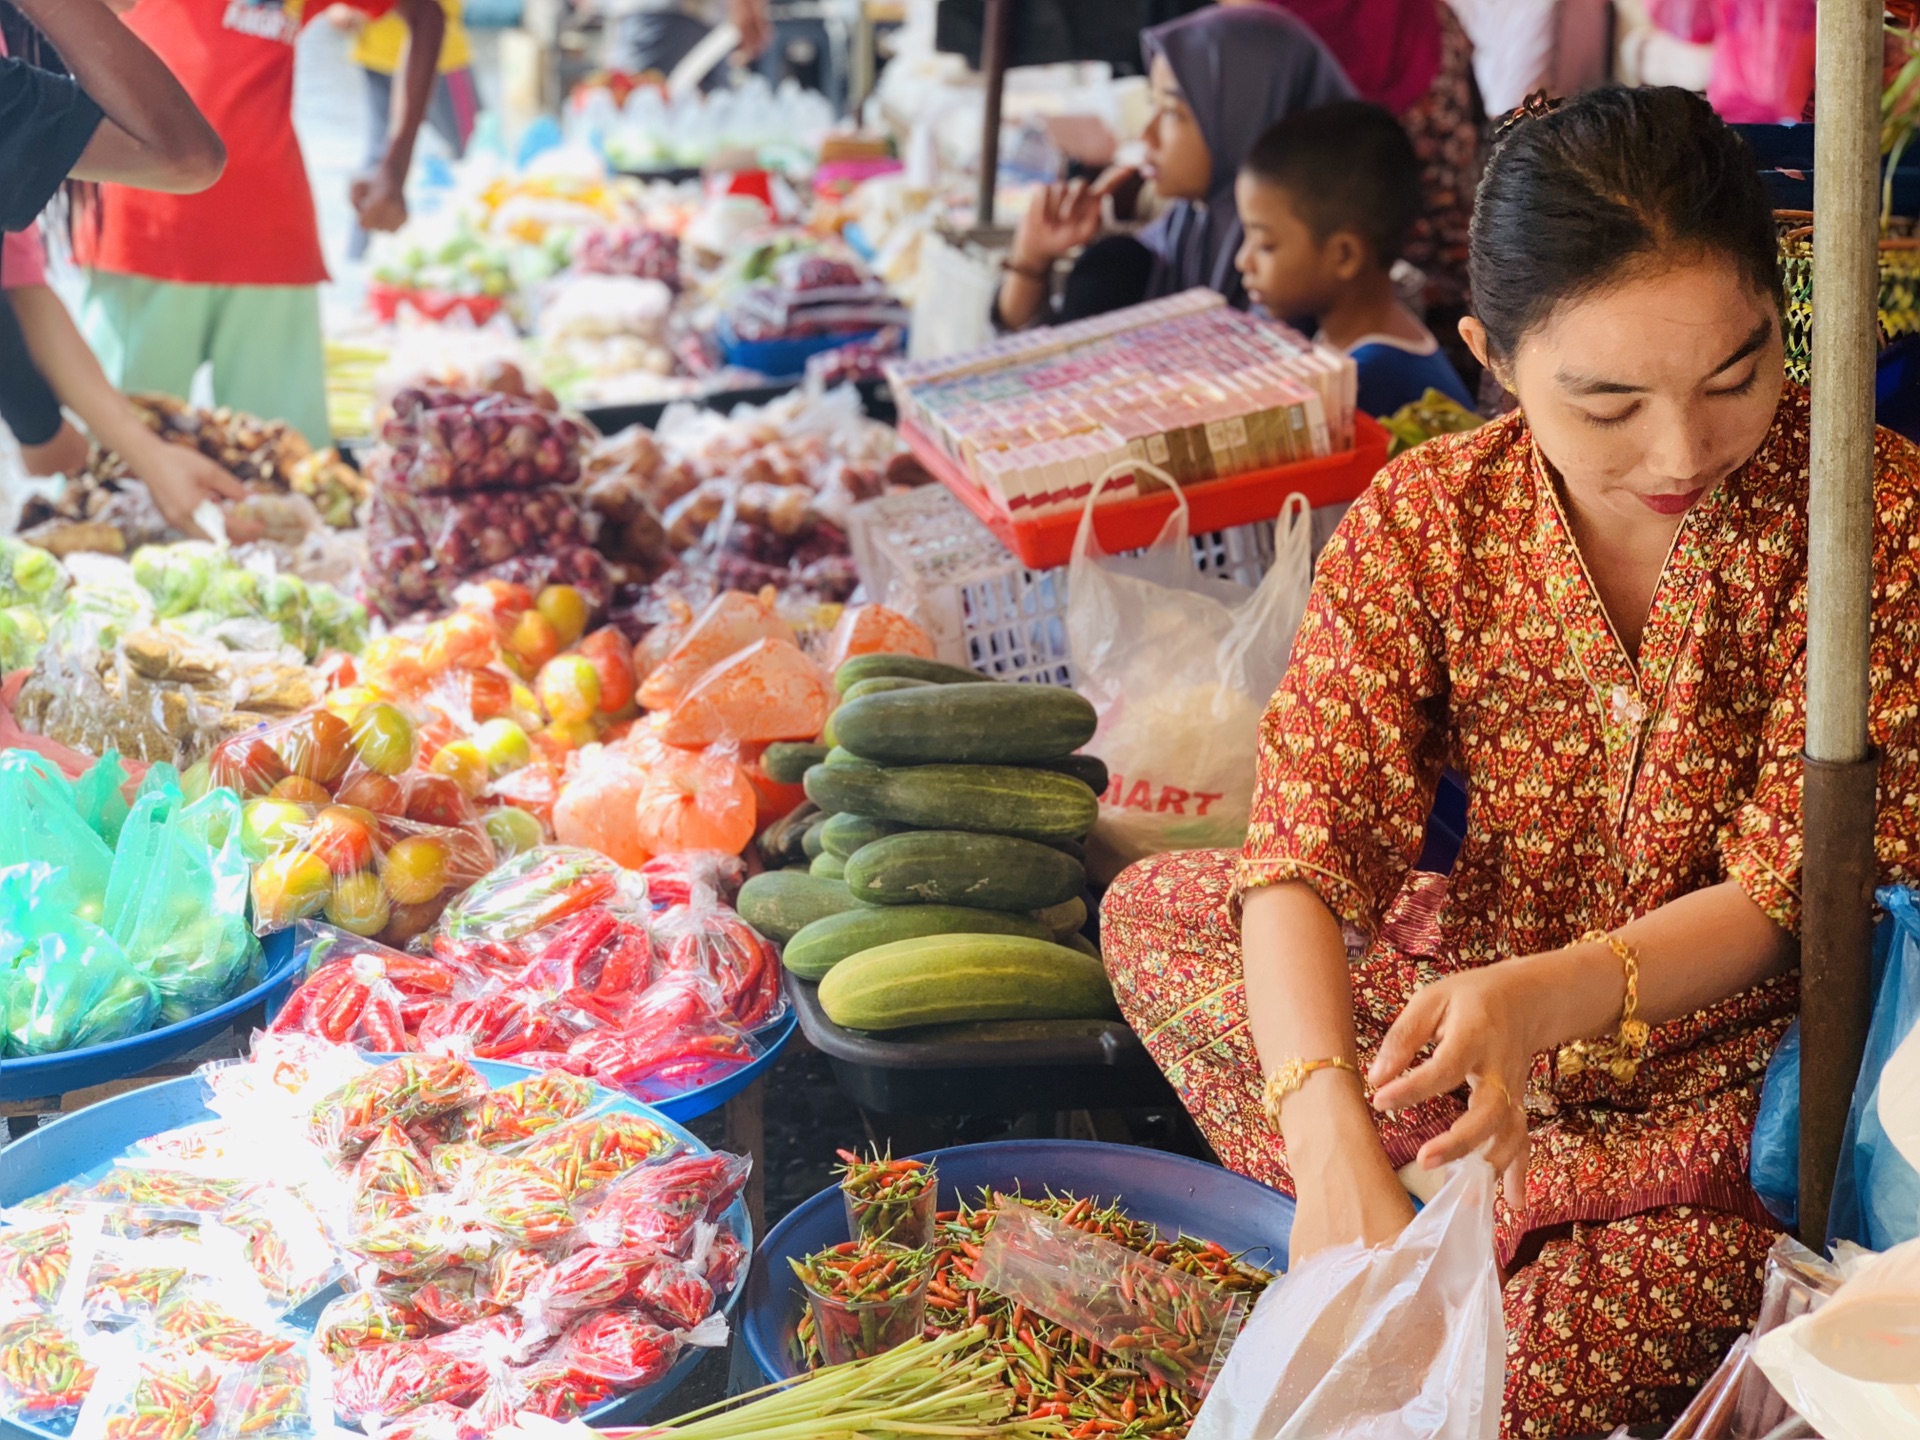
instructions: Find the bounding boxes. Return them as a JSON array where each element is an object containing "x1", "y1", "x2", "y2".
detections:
[
  {"x1": 15, "y1": 0, "x2": 224, "y2": 192},
  {"x1": 348, "y1": 0, "x2": 444, "y2": 232},
  {"x1": 727, "y1": 0, "x2": 770, "y2": 60},
  {"x1": 10, "y1": 283, "x2": 251, "y2": 540},
  {"x1": 1244, "y1": 882, "x2": 1418, "y2": 1261}
]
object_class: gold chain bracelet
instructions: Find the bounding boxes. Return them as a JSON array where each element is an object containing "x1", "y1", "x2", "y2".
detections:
[
  {"x1": 1261, "y1": 1056, "x2": 1360, "y2": 1130},
  {"x1": 1556, "y1": 929, "x2": 1651, "y2": 1084}
]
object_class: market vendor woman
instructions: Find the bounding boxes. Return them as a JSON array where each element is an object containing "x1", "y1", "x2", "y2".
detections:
[{"x1": 1103, "y1": 86, "x2": 1920, "y2": 1439}]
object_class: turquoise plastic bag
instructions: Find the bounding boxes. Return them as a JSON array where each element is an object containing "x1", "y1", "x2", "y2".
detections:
[
  {"x1": 104, "y1": 785, "x2": 259, "y2": 1027},
  {"x1": 0, "y1": 749, "x2": 113, "y2": 924},
  {"x1": 0, "y1": 862, "x2": 157, "y2": 1056},
  {"x1": 72, "y1": 751, "x2": 132, "y2": 848}
]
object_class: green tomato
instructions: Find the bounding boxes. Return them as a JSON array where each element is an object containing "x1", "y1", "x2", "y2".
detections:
[
  {"x1": 10, "y1": 543, "x2": 63, "y2": 602},
  {"x1": 483, "y1": 806, "x2": 544, "y2": 859}
]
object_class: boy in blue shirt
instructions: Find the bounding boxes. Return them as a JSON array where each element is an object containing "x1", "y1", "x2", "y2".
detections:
[{"x1": 1234, "y1": 100, "x2": 1475, "y2": 418}]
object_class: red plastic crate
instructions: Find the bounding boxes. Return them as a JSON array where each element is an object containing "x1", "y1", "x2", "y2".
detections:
[{"x1": 903, "y1": 410, "x2": 1388, "y2": 570}]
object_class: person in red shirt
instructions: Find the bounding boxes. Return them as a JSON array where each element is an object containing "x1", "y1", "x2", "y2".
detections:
[{"x1": 75, "y1": 0, "x2": 445, "y2": 446}]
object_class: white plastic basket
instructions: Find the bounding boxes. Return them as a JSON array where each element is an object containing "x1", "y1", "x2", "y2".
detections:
[{"x1": 847, "y1": 485, "x2": 1337, "y2": 687}]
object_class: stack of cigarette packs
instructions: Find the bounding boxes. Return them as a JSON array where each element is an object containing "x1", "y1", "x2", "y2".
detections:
[{"x1": 886, "y1": 290, "x2": 1358, "y2": 520}]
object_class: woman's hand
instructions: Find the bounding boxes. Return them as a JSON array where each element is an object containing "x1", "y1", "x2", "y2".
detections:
[
  {"x1": 1368, "y1": 963, "x2": 1543, "y2": 1202},
  {"x1": 134, "y1": 441, "x2": 258, "y2": 542},
  {"x1": 1009, "y1": 169, "x2": 1136, "y2": 273},
  {"x1": 20, "y1": 419, "x2": 91, "y2": 478}
]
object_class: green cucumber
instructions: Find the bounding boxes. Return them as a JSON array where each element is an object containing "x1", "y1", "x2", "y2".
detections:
[
  {"x1": 1049, "y1": 837, "x2": 1088, "y2": 864},
  {"x1": 1032, "y1": 895, "x2": 1088, "y2": 941},
  {"x1": 842, "y1": 676, "x2": 936, "y2": 701},
  {"x1": 820, "y1": 813, "x2": 909, "y2": 861},
  {"x1": 1032, "y1": 753, "x2": 1109, "y2": 796},
  {"x1": 762, "y1": 743, "x2": 830, "y2": 785},
  {"x1": 844, "y1": 830, "x2": 1085, "y2": 911},
  {"x1": 737, "y1": 870, "x2": 860, "y2": 943},
  {"x1": 782, "y1": 904, "x2": 1052, "y2": 982},
  {"x1": 818, "y1": 934, "x2": 1120, "y2": 1030},
  {"x1": 810, "y1": 852, "x2": 847, "y2": 880},
  {"x1": 758, "y1": 801, "x2": 819, "y2": 867},
  {"x1": 824, "y1": 747, "x2": 877, "y2": 769},
  {"x1": 833, "y1": 683, "x2": 1097, "y2": 766},
  {"x1": 1063, "y1": 932, "x2": 1101, "y2": 961},
  {"x1": 803, "y1": 763, "x2": 1097, "y2": 842},
  {"x1": 834, "y1": 654, "x2": 983, "y2": 693},
  {"x1": 801, "y1": 814, "x2": 831, "y2": 859}
]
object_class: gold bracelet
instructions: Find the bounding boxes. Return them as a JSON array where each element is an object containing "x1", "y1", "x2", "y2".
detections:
[
  {"x1": 1555, "y1": 929, "x2": 1652, "y2": 1084},
  {"x1": 1261, "y1": 1056, "x2": 1360, "y2": 1130}
]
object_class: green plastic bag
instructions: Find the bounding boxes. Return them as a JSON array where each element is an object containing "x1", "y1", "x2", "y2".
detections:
[
  {"x1": 0, "y1": 749, "x2": 113, "y2": 925},
  {"x1": 0, "y1": 862, "x2": 157, "y2": 1056},
  {"x1": 105, "y1": 785, "x2": 259, "y2": 1027},
  {"x1": 72, "y1": 751, "x2": 133, "y2": 848}
]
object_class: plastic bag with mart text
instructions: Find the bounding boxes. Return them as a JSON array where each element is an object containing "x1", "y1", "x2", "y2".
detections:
[
  {"x1": 1189, "y1": 1158, "x2": 1503, "y2": 1440},
  {"x1": 1064, "y1": 469, "x2": 1311, "y2": 885}
]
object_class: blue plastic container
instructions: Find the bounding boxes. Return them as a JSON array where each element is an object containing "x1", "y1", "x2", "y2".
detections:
[
  {"x1": 716, "y1": 323, "x2": 885, "y2": 380},
  {"x1": 0, "y1": 1057, "x2": 749, "y2": 1440},
  {"x1": 0, "y1": 928, "x2": 301, "y2": 1104},
  {"x1": 740, "y1": 1138, "x2": 1295, "y2": 1384},
  {"x1": 650, "y1": 1010, "x2": 796, "y2": 1123}
]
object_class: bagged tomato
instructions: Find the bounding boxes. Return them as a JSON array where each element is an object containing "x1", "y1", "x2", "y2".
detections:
[
  {"x1": 653, "y1": 903, "x2": 781, "y2": 1028},
  {"x1": 637, "y1": 591, "x2": 794, "y2": 711},
  {"x1": 823, "y1": 604, "x2": 935, "y2": 672},
  {"x1": 631, "y1": 742, "x2": 755, "y2": 858}
]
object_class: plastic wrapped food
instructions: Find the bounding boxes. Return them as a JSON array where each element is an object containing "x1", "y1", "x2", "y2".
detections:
[
  {"x1": 86, "y1": 1348, "x2": 225, "y2": 1440},
  {"x1": 625, "y1": 1254, "x2": 714, "y2": 1331},
  {"x1": 2, "y1": 865, "x2": 158, "y2": 1057},
  {"x1": 213, "y1": 1347, "x2": 312, "y2": 1440},
  {"x1": 822, "y1": 604, "x2": 935, "y2": 672},
  {"x1": 315, "y1": 1289, "x2": 432, "y2": 1359},
  {"x1": 456, "y1": 1072, "x2": 596, "y2": 1150},
  {"x1": 310, "y1": 1055, "x2": 490, "y2": 1162},
  {"x1": 330, "y1": 1338, "x2": 489, "y2": 1429},
  {"x1": 550, "y1": 743, "x2": 653, "y2": 868},
  {"x1": 152, "y1": 1293, "x2": 296, "y2": 1362},
  {"x1": 0, "y1": 1309, "x2": 94, "y2": 1423},
  {"x1": 436, "y1": 847, "x2": 633, "y2": 945},
  {"x1": 350, "y1": 1122, "x2": 439, "y2": 1212},
  {"x1": 377, "y1": 389, "x2": 589, "y2": 496},
  {"x1": 516, "y1": 1113, "x2": 678, "y2": 1199},
  {"x1": 0, "y1": 1219, "x2": 71, "y2": 1307},
  {"x1": 637, "y1": 852, "x2": 744, "y2": 908},
  {"x1": 652, "y1": 902, "x2": 781, "y2": 1028},
  {"x1": 657, "y1": 638, "x2": 831, "y2": 747},
  {"x1": 557, "y1": 1309, "x2": 727, "y2": 1387},
  {"x1": 630, "y1": 741, "x2": 756, "y2": 859},
  {"x1": 637, "y1": 592, "x2": 795, "y2": 712},
  {"x1": 217, "y1": 1185, "x2": 344, "y2": 1306},
  {"x1": 345, "y1": 1211, "x2": 497, "y2": 1281},
  {"x1": 270, "y1": 928, "x2": 463, "y2": 1050},
  {"x1": 413, "y1": 988, "x2": 578, "y2": 1062},
  {"x1": 562, "y1": 970, "x2": 756, "y2": 1100},
  {"x1": 522, "y1": 1246, "x2": 657, "y2": 1332},
  {"x1": 0, "y1": 749, "x2": 114, "y2": 918},
  {"x1": 461, "y1": 1155, "x2": 576, "y2": 1246},
  {"x1": 575, "y1": 1151, "x2": 751, "y2": 1256},
  {"x1": 515, "y1": 907, "x2": 653, "y2": 1002}
]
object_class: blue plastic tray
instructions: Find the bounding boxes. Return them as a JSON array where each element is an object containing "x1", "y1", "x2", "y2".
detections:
[
  {"x1": 0, "y1": 928, "x2": 301, "y2": 1104},
  {"x1": 649, "y1": 1009, "x2": 796, "y2": 1123},
  {"x1": 717, "y1": 324, "x2": 885, "y2": 380},
  {"x1": 740, "y1": 1138, "x2": 1295, "y2": 1384},
  {"x1": 0, "y1": 1057, "x2": 750, "y2": 1439}
]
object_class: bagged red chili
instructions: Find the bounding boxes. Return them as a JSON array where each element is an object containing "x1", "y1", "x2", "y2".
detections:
[
  {"x1": 413, "y1": 989, "x2": 578, "y2": 1062},
  {"x1": 330, "y1": 1339, "x2": 487, "y2": 1428},
  {"x1": 626, "y1": 1254, "x2": 714, "y2": 1331},
  {"x1": 651, "y1": 904, "x2": 781, "y2": 1028},
  {"x1": 558, "y1": 1309, "x2": 728, "y2": 1387},
  {"x1": 515, "y1": 908, "x2": 654, "y2": 1001},
  {"x1": 522, "y1": 1247, "x2": 655, "y2": 1332},
  {"x1": 698, "y1": 1227, "x2": 747, "y2": 1294},
  {"x1": 454, "y1": 1071, "x2": 596, "y2": 1150},
  {"x1": 560, "y1": 972, "x2": 755, "y2": 1100},
  {"x1": 574, "y1": 1150, "x2": 752, "y2": 1255},
  {"x1": 638, "y1": 852, "x2": 744, "y2": 908}
]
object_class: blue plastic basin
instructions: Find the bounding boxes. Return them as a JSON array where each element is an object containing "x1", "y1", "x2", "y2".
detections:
[
  {"x1": 716, "y1": 324, "x2": 886, "y2": 380},
  {"x1": 648, "y1": 1009, "x2": 796, "y2": 1123},
  {"x1": 0, "y1": 1057, "x2": 749, "y2": 1440},
  {"x1": 0, "y1": 928, "x2": 301, "y2": 1103},
  {"x1": 740, "y1": 1138, "x2": 1295, "y2": 1384}
]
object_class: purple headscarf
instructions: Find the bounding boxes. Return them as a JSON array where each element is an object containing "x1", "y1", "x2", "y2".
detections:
[{"x1": 1138, "y1": 6, "x2": 1355, "y2": 303}]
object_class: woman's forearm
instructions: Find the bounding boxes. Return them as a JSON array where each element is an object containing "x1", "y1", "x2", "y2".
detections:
[
  {"x1": 995, "y1": 271, "x2": 1047, "y2": 331},
  {"x1": 1243, "y1": 882, "x2": 1381, "y2": 1151},
  {"x1": 1511, "y1": 880, "x2": 1796, "y2": 1056},
  {"x1": 8, "y1": 284, "x2": 156, "y2": 459}
]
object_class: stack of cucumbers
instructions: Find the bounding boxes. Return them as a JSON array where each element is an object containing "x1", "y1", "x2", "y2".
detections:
[{"x1": 737, "y1": 654, "x2": 1117, "y2": 1033}]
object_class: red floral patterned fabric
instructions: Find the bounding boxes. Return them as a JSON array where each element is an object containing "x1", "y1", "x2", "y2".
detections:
[{"x1": 1102, "y1": 385, "x2": 1920, "y2": 1435}]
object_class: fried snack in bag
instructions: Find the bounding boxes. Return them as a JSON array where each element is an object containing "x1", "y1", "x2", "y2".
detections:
[
  {"x1": 656, "y1": 638, "x2": 831, "y2": 747},
  {"x1": 637, "y1": 591, "x2": 794, "y2": 711}
]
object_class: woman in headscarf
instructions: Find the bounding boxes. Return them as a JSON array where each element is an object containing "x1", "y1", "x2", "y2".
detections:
[
  {"x1": 993, "y1": 5, "x2": 1352, "y2": 331},
  {"x1": 1231, "y1": 0, "x2": 1483, "y2": 312}
]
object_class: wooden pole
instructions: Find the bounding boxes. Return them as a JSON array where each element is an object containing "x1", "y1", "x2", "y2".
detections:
[
  {"x1": 976, "y1": 0, "x2": 1011, "y2": 228},
  {"x1": 1800, "y1": 0, "x2": 1884, "y2": 1250}
]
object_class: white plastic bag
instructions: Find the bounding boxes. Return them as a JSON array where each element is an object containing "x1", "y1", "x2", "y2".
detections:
[
  {"x1": 1191, "y1": 1159, "x2": 1504, "y2": 1440},
  {"x1": 1065, "y1": 464, "x2": 1312, "y2": 884},
  {"x1": 1753, "y1": 1237, "x2": 1920, "y2": 1439}
]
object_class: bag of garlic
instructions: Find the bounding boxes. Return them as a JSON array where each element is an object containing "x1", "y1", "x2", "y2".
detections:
[{"x1": 1065, "y1": 468, "x2": 1312, "y2": 884}]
